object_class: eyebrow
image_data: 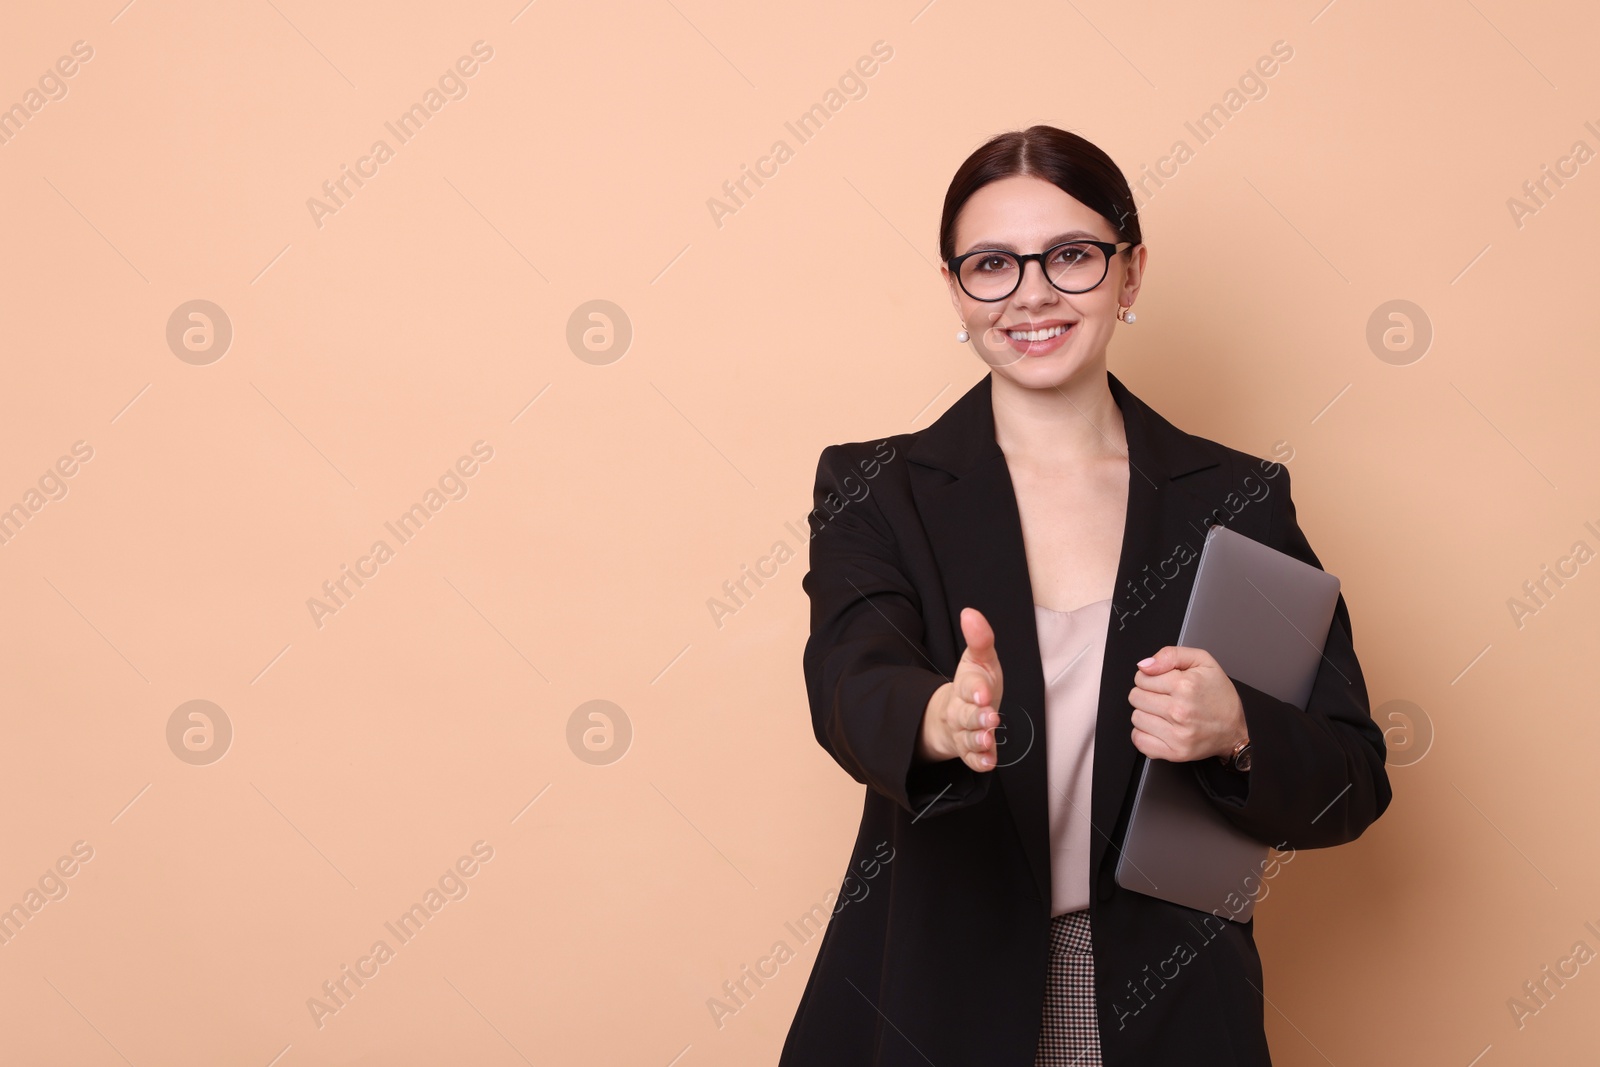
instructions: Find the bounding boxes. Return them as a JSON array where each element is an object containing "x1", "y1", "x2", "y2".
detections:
[{"x1": 959, "y1": 229, "x2": 1106, "y2": 254}]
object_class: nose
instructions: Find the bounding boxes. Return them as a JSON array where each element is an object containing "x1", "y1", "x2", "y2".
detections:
[{"x1": 1011, "y1": 257, "x2": 1059, "y2": 306}]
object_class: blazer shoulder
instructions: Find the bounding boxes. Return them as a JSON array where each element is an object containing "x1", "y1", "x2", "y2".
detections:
[
  {"x1": 810, "y1": 430, "x2": 922, "y2": 491},
  {"x1": 805, "y1": 431, "x2": 922, "y2": 542},
  {"x1": 814, "y1": 429, "x2": 919, "y2": 465},
  {"x1": 1118, "y1": 377, "x2": 1290, "y2": 485},
  {"x1": 1175, "y1": 422, "x2": 1294, "y2": 485},
  {"x1": 1221, "y1": 438, "x2": 1293, "y2": 481}
]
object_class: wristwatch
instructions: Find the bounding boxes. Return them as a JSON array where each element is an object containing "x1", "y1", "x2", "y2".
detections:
[{"x1": 1218, "y1": 737, "x2": 1252, "y2": 773}]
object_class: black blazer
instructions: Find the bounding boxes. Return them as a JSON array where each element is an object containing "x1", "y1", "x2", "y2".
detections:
[{"x1": 781, "y1": 370, "x2": 1392, "y2": 1067}]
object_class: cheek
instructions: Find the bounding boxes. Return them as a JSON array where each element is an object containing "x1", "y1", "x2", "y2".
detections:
[
  {"x1": 1057, "y1": 317, "x2": 1099, "y2": 350},
  {"x1": 964, "y1": 299, "x2": 1002, "y2": 323},
  {"x1": 1082, "y1": 302, "x2": 1122, "y2": 336},
  {"x1": 1084, "y1": 289, "x2": 1121, "y2": 315}
]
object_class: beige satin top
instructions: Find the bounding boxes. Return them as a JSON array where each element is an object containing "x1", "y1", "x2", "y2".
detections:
[{"x1": 1032, "y1": 597, "x2": 1112, "y2": 917}]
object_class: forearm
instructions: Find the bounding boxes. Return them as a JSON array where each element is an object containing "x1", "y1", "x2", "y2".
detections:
[{"x1": 1193, "y1": 654, "x2": 1391, "y2": 848}]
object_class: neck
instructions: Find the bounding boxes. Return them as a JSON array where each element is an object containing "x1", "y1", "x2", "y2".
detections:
[{"x1": 989, "y1": 360, "x2": 1127, "y2": 470}]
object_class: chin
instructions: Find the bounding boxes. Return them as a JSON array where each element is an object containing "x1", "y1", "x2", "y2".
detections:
[{"x1": 996, "y1": 352, "x2": 1096, "y2": 390}]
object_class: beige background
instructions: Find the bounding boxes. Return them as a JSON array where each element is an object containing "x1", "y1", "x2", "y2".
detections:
[{"x1": 2, "y1": 0, "x2": 1597, "y2": 1063}]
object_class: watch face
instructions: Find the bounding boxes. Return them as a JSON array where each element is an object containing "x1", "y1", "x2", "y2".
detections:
[{"x1": 1235, "y1": 747, "x2": 1252, "y2": 772}]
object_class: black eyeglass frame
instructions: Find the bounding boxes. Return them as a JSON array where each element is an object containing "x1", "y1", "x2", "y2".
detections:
[{"x1": 945, "y1": 239, "x2": 1136, "y2": 302}]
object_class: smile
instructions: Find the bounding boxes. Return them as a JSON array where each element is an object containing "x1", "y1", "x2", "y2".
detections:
[
  {"x1": 1000, "y1": 321, "x2": 1076, "y2": 357},
  {"x1": 1007, "y1": 324, "x2": 1070, "y2": 342}
]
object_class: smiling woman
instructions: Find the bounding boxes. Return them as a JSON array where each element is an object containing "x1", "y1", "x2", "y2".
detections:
[{"x1": 783, "y1": 125, "x2": 1391, "y2": 1067}]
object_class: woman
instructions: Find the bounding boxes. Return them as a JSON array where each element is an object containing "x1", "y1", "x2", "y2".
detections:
[{"x1": 780, "y1": 126, "x2": 1391, "y2": 1066}]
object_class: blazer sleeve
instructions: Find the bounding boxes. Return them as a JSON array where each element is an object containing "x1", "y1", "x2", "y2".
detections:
[
  {"x1": 1190, "y1": 464, "x2": 1394, "y2": 849},
  {"x1": 801, "y1": 443, "x2": 994, "y2": 819}
]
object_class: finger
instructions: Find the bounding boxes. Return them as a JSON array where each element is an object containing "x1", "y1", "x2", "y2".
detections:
[
  {"x1": 1131, "y1": 665, "x2": 1181, "y2": 695},
  {"x1": 1128, "y1": 686, "x2": 1178, "y2": 726},
  {"x1": 1129, "y1": 708, "x2": 1175, "y2": 745},
  {"x1": 953, "y1": 700, "x2": 992, "y2": 742},
  {"x1": 1133, "y1": 703, "x2": 1203, "y2": 758},
  {"x1": 1134, "y1": 646, "x2": 1171, "y2": 673},
  {"x1": 959, "y1": 607, "x2": 1001, "y2": 671},
  {"x1": 956, "y1": 667, "x2": 997, "y2": 710},
  {"x1": 951, "y1": 728, "x2": 991, "y2": 772},
  {"x1": 1130, "y1": 725, "x2": 1176, "y2": 761},
  {"x1": 952, "y1": 672, "x2": 972, "y2": 709},
  {"x1": 956, "y1": 700, "x2": 998, "y2": 732},
  {"x1": 1137, "y1": 645, "x2": 1207, "y2": 674},
  {"x1": 961, "y1": 728, "x2": 997, "y2": 770},
  {"x1": 944, "y1": 693, "x2": 981, "y2": 740}
]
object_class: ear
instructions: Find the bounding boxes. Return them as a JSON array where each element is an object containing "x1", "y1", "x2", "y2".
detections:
[
  {"x1": 1118, "y1": 244, "x2": 1148, "y2": 308},
  {"x1": 943, "y1": 268, "x2": 964, "y2": 319}
]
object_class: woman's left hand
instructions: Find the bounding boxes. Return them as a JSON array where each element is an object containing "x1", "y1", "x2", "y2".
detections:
[{"x1": 1127, "y1": 646, "x2": 1248, "y2": 762}]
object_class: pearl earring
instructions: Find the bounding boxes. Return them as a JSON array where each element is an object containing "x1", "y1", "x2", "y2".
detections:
[
  {"x1": 956, "y1": 324, "x2": 970, "y2": 343},
  {"x1": 1117, "y1": 305, "x2": 1137, "y2": 324}
]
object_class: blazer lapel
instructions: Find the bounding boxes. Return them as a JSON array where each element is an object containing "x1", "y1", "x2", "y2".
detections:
[{"x1": 908, "y1": 370, "x2": 1226, "y2": 907}]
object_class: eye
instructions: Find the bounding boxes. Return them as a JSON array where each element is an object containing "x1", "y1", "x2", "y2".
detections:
[
  {"x1": 1050, "y1": 243, "x2": 1092, "y2": 265},
  {"x1": 972, "y1": 254, "x2": 1014, "y2": 274}
]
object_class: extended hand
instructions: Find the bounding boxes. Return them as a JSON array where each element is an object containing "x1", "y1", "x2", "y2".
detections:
[
  {"x1": 918, "y1": 607, "x2": 1005, "y2": 772},
  {"x1": 1128, "y1": 645, "x2": 1248, "y2": 762}
]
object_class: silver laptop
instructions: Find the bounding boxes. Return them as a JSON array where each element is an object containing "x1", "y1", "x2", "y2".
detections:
[{"x1": 1113, "y1": 523, "x2": 1341, "y2": 922}]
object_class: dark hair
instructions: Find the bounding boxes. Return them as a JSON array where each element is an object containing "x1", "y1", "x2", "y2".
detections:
[{"x1": 938, "y1": 125, "x2": 1141, "y2": 263}]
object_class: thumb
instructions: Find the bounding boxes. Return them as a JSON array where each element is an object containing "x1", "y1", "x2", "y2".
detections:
[
  {"x1": 959, "y1": 607, "x2": 999, "y2": 669},
  {"x1": 1136, "y1": 645, "x2": 1206, "y2": 674}
]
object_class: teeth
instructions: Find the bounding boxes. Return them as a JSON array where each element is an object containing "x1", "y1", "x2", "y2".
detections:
[{"x1": 1008, "y1": 323, "x2": 1069, "y2": 342}]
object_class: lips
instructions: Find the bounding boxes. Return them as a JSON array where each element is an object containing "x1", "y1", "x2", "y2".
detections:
[
  {"x1": 1006, "y1": 322, "x2": 1070, "y2": 341},
  {"x1": 998, "y1": 320, "x2": 1076, "y2": 356}
]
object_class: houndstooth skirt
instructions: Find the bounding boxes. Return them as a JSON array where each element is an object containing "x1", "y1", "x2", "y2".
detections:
[{"x1": 1034, "y1": 908, "x2": 1103, "y2": 1066}]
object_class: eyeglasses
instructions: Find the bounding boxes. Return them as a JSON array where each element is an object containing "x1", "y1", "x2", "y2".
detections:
[{"x1": 946, "y1": 239, "x2": 1134, "y2": 302}]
